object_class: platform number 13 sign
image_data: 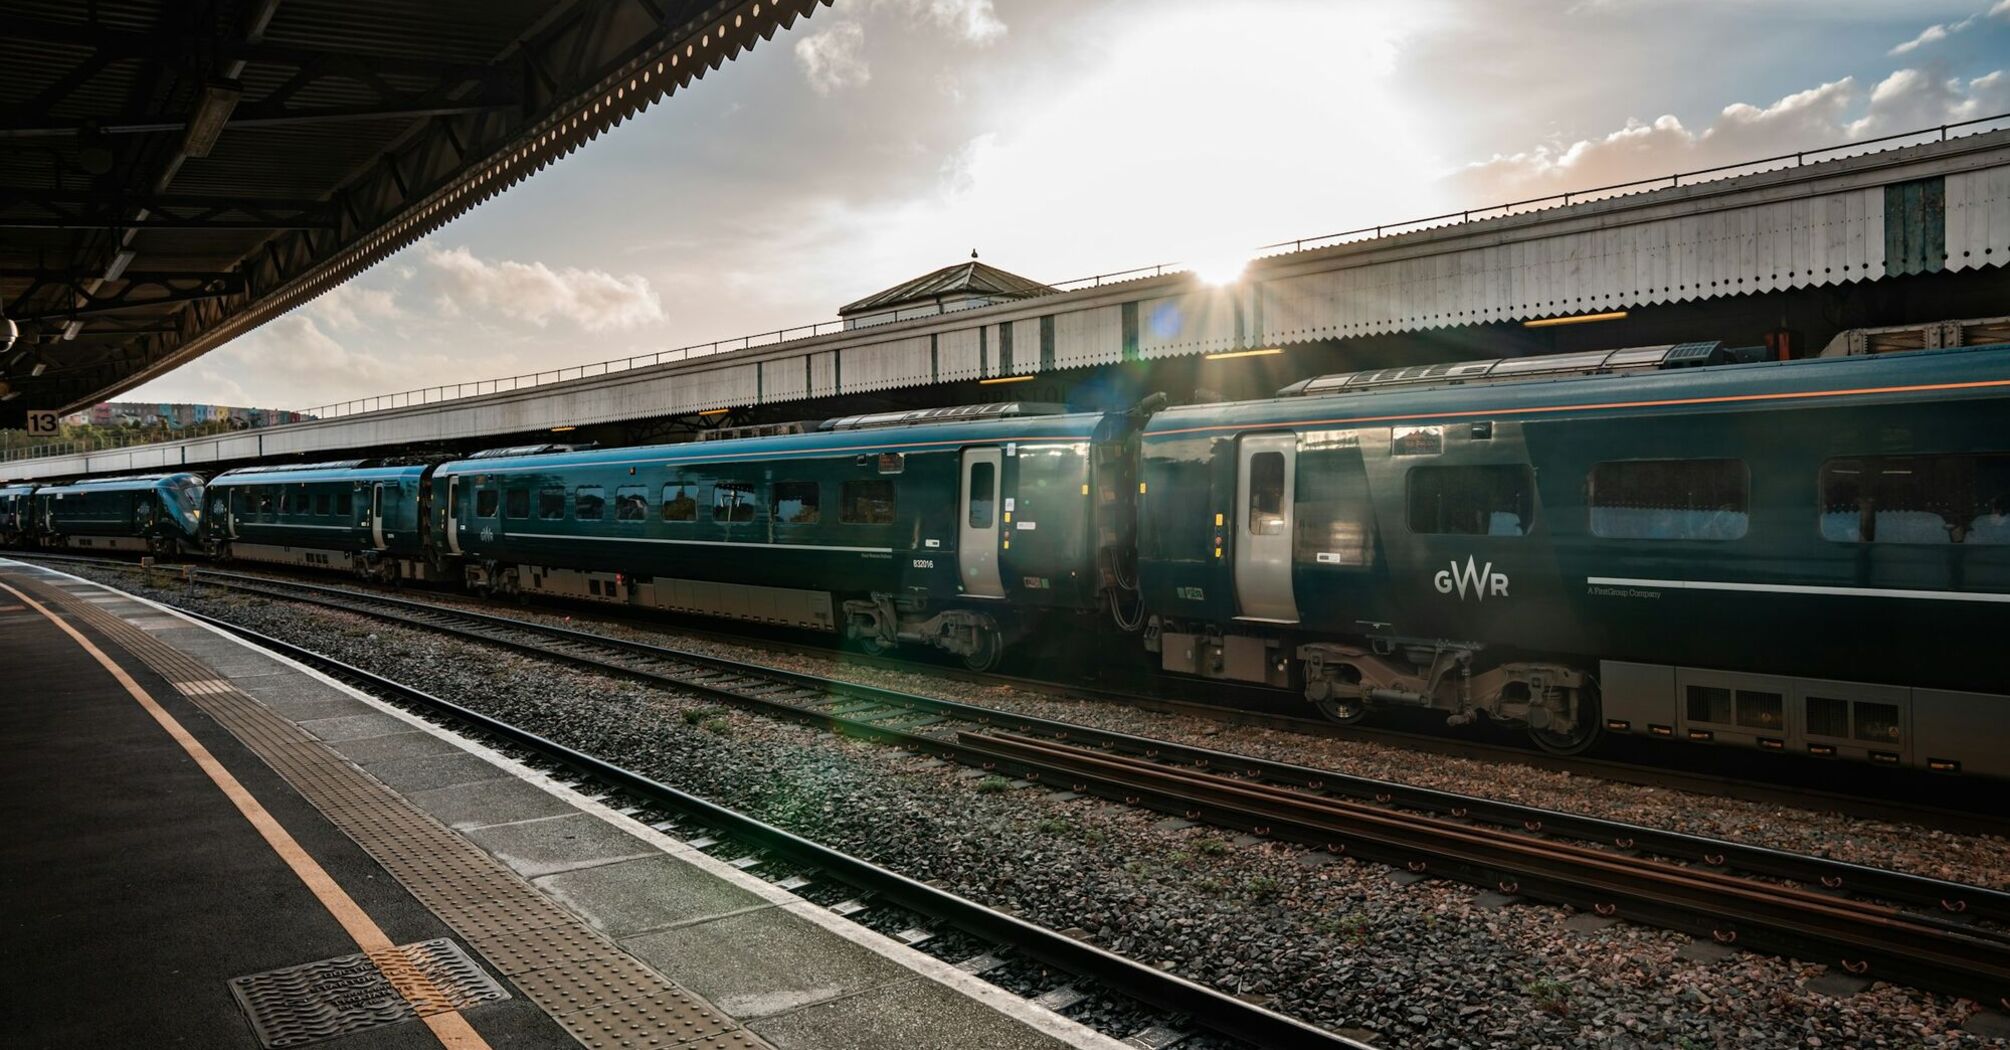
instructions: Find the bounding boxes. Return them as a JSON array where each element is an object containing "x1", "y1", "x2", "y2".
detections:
[{"x1": 25, "y1": 410, "x2": 58, "y2": 437}]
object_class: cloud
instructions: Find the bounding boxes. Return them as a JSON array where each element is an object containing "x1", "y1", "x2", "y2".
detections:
[
  {"x1": 792, "y1": 0, "x2": 1003, "y2": 96},
  {"x1": 1996, "y1": 0, "x2": 2010, "y2": 16},
  {"x1": 795, "y1": 20, "x2": 871, "y2": 95},
  {"x1": 419, "y1": 243, "x2": 665, "y2": 332},
  {"x1": 1891, "y1": 23, "x2": 1949, "y2": 54},
  {"x1": 307, "y1": 283, "x2": 403, "y2": 330},
  {"x1": 912, "y1": 0, "x2": 1005, "y2": 44},
  {"x1": 1451, "y1": 68, "x2": 2010, "y2": 202}
]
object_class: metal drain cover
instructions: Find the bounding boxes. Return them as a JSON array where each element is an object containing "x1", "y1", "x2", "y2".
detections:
[{"x1": 230, "y1": 938, "x2": 507, "y2": 1048}]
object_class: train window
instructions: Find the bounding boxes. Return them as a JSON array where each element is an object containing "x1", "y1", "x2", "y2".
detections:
[
  {"x1": 1805, "y1": 696, "x2": 1849, "y2": 738},
  {"x1": 1390, "y1": 426, "x2": 1443, "y2": 457},
  {"x1": 1248, "y1": 452, "x2": 1287, "y2": 535},
  {"x1": 255, "y1": 489, "x2": 274, "y2": 515},
  {"x1": 661, "y1": 484, "x2": 697, "y2": 522},
  {"x1": 841, "y1": 480, "x2": 896, "y2": 524},
  {"x1": 615, "y1": 486, "x2": 648, "y2": 521},
  {"x1": 1407, "y1": 465, "x2": 1533, "y2": 536},
  {"x1": 475, "y1": 487, "x2": 499, "y2": 517},
  {"x1": 968, "y1": 463, "x2": 996, "y2": 529},
  {"x1": 1589, "y1": 459, "x2": 1748, "y2": 540},
  {"x1": 1735, "y1": 689, "x2": 1783, "y2": 731},
  {"x1": 539, "y1": 488, "x2": 566, "y2": 520},
  {"x1": 505, "y1": 488, "x2": 530, "y2": 519},
  {"x1": 1821, "y1": 453, "x2": 2010, "y2": 544},
  {"x1": 575, "y1": 486, "x2": 605, "y2": 521},
  {"x1": 772, "y1": 481, "x2": 819, "y2": 525},
  {"x1": 1685, "y1": 685, "x2": 1732, "y2": 725},
  {"x1": 712, "y1": 482, "x2": 755, "y2": 523},
  {"x1": 337, "y1": 492, "x2": 353, "y2": 516},
  {"x1": 281, "y1": 490, "x2": 302, "y2": 514},
  {"x1": 1854, "y1": 701, "x2": 1902, "y2": 744},
  {"x1": 314, "y1": 493, "x2": 331, "y2": 515}
]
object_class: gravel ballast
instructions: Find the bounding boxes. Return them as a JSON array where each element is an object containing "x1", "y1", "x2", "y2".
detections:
[{"x1": 55, "y1": 564, "x2": 2010, "y2": 1049}]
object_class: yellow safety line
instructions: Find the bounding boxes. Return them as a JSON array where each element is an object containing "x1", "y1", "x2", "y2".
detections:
[{"x1": 1, "y1": 579, "x2": 493, "y2": 1050}]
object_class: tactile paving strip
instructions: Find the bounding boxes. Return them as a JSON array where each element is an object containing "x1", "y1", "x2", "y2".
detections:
[
  {"x1": 22, "y1": 573, "x2": 769, "y2": 1050},
  {"x1": 230, "y1": 938, "x2": 507, "y2": 1049}
]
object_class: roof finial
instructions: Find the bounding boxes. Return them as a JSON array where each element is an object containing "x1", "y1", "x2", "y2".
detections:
[{"x1": 970, "y1": 248, "x2": 979, "y2": 260}]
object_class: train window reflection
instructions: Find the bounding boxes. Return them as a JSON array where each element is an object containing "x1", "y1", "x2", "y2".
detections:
[
  {"x1": 713, "y1": 482, "x2": 754, "y2": 523},
  {"x1": 661, "y1": 483, "x2": 696, "y2": 522},
  {"x1": 841, "y1": 480, "x2": 896, "y2": 524},
  {"x1": 615, "y1": 485, "x2": 648, "y2": 521},
  {"x1": 1248, "y1": 452, "x2": 1286, "y2": 535},
  {"x1": 475, "y1": 488, "x2": 499, "y2": 518},
  {"x1": 773, "y1": 481, "x2": 819, "y2": 524},
  {"x1": 539, "y1": 487, "x2": 565, "y2": 520},
  {"x1": 1821, "y1": 453, "x2": 2010, "y2": 544},
  {"x1": 1590, "y1": 459, "x2": 1747, "y2": 540},
  {"x1": 575, "y1": 486, "x2": 605, "y2": 521},
  {"x1": 968, "y1": 463, "x2": 995, "y2": 529},
  {"x1": 1407, "y1": 465, "x2": 1533, "y2": 536},
  {"x1": 337, "y1": 492, "x2": 353, "y2": 516},
  {"x1": 314, "y1": 493, "x2": 331, "y2": 516},
  {"x1": 505, "y1": 488, "x2": 530, "y2": 519}
]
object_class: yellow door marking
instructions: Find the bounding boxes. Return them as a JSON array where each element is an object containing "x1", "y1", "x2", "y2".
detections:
[{"x1": 1, "y1": 580, "x2": 492, "y2": 1050}]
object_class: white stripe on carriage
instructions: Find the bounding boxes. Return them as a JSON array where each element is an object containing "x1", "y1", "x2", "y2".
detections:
[{"x1": 1586, "y1": 576, "x2": 2010, "y2": 604}]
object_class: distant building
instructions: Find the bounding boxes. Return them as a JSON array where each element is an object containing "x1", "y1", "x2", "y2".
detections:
[
  {"x1": 838, "y1": 259, "x2": 1055, "y2": 331},
  {"x1": 57, "y1": 401, "x2": 316, "y2": 429}
]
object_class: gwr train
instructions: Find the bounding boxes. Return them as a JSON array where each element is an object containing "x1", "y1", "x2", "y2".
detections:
[{"x1": 6, "y1": 340, "x2": 2005, "y2": 775}]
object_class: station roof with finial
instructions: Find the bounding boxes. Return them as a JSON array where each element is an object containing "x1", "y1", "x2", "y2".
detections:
[{"x1": 838, "y1": 258, "x2": 1057, "y2": 318}]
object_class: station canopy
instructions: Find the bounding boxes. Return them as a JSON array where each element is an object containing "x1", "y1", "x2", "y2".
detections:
[{"x1": 0, "y1": 0, "x2": 827, "y2": 428}]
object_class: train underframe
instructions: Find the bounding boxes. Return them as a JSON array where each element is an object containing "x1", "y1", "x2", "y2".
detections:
[{"x1": 1147, "y1": 618, "x2": 1602, "y2": 754}]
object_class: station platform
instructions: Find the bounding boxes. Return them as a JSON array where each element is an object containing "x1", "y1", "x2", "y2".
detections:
[{"x1": 0, "y1": 558, "x2": 1122, "y2": 1050}]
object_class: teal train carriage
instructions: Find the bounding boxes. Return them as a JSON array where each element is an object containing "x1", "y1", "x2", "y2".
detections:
[
  {"x1": 431, "y1": 405, "x2": 1132, "y2": 669},
  {"x1": 1, "y1": 482, "x2": 36, "y2": 545},
  {"x1": 1138, "y1": 342, "x2": 2010, "y2": 775},
  {"x1": 29, "y1": 473, "x2": 205, "y2": 555},
  {"x1": 203, "y1": 461, "x2": 439, "y2": 579}
]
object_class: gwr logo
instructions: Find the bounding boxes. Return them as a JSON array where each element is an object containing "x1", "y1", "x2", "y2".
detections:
[{"x1": 1434, "y1": 557, "x2": 1509, "y2": 601}]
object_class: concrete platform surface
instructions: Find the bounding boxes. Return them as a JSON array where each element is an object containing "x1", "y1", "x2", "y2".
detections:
[{"x1": 2, "y1": 559, "x2": 1129, "y2": 1050}]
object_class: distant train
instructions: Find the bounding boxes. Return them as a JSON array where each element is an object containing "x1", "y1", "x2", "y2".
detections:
[{"x1": 6, "y1": 340, "x2": 2006, "y2": 775}]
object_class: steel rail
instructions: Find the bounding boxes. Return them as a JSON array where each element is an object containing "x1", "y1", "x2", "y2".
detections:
[
  {"x1": 169, "y1": 605, "x2": 1367, "y2": 1050},
  {"x1": 960, "y1": 733, "x2": 2010, "y2": 1008},
  {"x1": 179, "y1": 567, "x2": 2010, "y2": 925}
]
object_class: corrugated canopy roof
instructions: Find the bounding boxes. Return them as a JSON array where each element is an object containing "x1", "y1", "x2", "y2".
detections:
[
  {"x1": 838, "y1": 260, "x2": 1055, "y2": 316},
  {"x1": 0, "y1": 0, "x2": 831, "y2": 428}
]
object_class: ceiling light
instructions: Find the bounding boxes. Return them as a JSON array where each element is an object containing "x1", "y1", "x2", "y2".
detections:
[
  {"x1": 103, "y1": 249, "x2": 136, "y2": 282},
  {"x1": 698, "y1": 407, "x2": 731, "y2": 416},
  {"x1": 1523, "y1": 310, "x2": 1628, "y2": 328},
  {"x1": 30, "y1": 362, "x2": 46, "y2": 377},
  {"x1": 549, "y1": 425, "x2": 577, "y2": 433},
  {"x1": 61, "y1": 320, "x2": 83, "y2": 341},
  {"x1": 182, "y1": 79, "x2": 243, "y2": 159},
  {"x1": 1204, "y1": 348, "x2": 1284, "y2": 361},
  {"x1": 978, "y1": 374, "x2": 1037, "y2": 385}
]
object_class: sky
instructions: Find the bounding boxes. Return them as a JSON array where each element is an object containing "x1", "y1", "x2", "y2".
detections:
[{"x1": 128, "y1": 0, "x2": 2010, "y2": 411}]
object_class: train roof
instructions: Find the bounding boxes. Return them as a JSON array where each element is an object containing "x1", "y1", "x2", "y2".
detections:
[
  {"x1": 35, "y1": 472, "x2": 202, "y2": 494},
  {"x1": 1146, "y1": 342, "x2": 2010, "y2": 438},
  {"x1": 438, "y1": 406, "x2": 1110, "y2": 476},
  {"x1": 211, "y1": 462, "x2": 432, "y2": 486}
]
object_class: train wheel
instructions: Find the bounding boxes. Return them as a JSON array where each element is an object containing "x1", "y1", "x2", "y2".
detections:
[
  {"x1": 1527, "y1": 684, "x2": 1601, "y2": 756},
  {"x1": 1312, "y1": 694, "x2": 1370, "y2": 725},
  {"x1": 961, "y1": 626, "x2": 1002, "y2": 673}
]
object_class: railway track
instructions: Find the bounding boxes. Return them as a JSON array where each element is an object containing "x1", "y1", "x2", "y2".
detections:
[
  {"x1": 96, "y1": 560, "x2": 2010, "y2": 1008},
  {"x1": 152, "y1": 603, "x2": 1363, "y2": 1050},
  {"x1": 30, "y1": 549, "x2": 2007, "y2": 836}
]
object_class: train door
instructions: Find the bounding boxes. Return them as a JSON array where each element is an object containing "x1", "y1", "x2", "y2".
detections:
[
  {"x1": 445, "y1": 476, "x2": 462, "y2": 555},
  {"x1": 370, "y1": 483, "x2": 387, "y2": 550},
  {"x1": 1234, "y1": 434, "x2": 1300, "y2": 622},
  {"x1": 959, "y1": 448, "x2": 1005, "y2": 598}
]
